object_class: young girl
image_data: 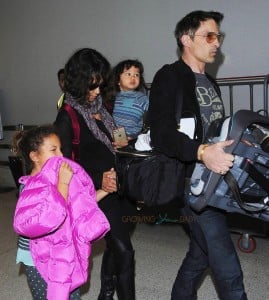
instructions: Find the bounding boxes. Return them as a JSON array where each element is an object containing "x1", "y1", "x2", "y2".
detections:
[
  {"x1": 105, "y1": 59, "x2": 149, "y2": 139},
  {"x1": 13, "y1": 125, "x2": 111, "y2": 300}
]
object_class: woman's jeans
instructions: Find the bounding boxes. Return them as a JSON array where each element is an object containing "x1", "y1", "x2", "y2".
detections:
[{"x1": 171, "y1": 204, "x2": 247, "y2": 300}]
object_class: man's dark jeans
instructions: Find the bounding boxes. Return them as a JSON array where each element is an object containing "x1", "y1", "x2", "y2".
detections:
[{"x1": 171, "y1": 205, "x2": 247, "y2": 300}]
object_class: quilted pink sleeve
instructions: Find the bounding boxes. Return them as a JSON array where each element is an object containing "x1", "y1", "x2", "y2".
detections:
[
  {"x1": 75, "y1": 208, "x2": 110, "y2": 243},
  {"x1": 71, "y1": 171, "x2": 110, "y2": 243},
  {"x1": 13, "y1": 185, "x2": 67, "y2": 238}
]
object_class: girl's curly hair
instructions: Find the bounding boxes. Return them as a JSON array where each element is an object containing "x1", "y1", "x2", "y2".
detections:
[{"x1": 13, "y1": 125, "x2": 57, "y2": 174}]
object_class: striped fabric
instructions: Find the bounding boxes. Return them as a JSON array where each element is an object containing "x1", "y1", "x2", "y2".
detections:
[
  {"x1": 18, "y1": 235, "x2": 30, "y2": 251},
  {"x1": 113, "y1": 91, "x2": 149, "y2": 138},
  {"x1": 16, "y1": 235, "x2": 34, "y2": 266}
]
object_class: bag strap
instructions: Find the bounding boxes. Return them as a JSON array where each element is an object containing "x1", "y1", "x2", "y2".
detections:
[
  {"x1": 244, "y1": 160, "x2": 269, "y2": 194},
  {"x1": 224, "y1": 169, "x2": 269, "y2": 213},
  {"x1": 62, "y1": 103, "x2": 80, "y2": 162}
]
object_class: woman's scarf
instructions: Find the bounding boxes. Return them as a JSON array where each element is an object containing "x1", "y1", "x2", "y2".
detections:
[{"x1": 64, "y1": 93, "x2": 116, "y2": 154}]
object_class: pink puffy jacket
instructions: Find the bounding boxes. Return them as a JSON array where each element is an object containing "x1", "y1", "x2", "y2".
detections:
[{"x1": 13, "y1": 156, "x2": 110, "y2": 300}]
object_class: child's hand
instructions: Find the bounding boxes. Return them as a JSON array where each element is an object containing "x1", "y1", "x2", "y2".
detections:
[
  {"x1": 58, "y1": 162, "x2": 73, "y2": 201},
  {"x1": 58, "y1": 162, "x2": 73, "y2": 186},
  {"x1": 112, "y1": 140, "x2": 128, "y2": 149},
  {"x1": 102, "y1": 168, "x2": 117, "y2": 193},
  {"x1": 96, "y1": 189, "x2": 109, "y2": 202}
]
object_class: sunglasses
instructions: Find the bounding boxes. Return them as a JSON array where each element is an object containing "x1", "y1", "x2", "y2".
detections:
[{"x1": 191, "y1": 32, "x2": 224, "y2": 44}]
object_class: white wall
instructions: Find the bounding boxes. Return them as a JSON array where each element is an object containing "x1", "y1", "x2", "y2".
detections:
[{"x1": 0, "y1": 0, "x2": 269, "y2": 125}]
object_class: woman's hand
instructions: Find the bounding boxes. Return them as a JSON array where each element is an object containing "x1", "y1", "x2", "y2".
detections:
[
  {"x1": 102, "y1": 168, "x2": 117, "y2": 193},
  {"x1": 200, "y1": 140, "x2": 234, "y2": 175}
]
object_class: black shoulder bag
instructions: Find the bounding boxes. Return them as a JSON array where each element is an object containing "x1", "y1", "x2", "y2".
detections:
[{"x1": 115, "y1": 89, "x2": 187, "y2": 207}]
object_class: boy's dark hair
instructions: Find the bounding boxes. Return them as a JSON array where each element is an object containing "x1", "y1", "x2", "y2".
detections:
[
  {"x1": 102, "y1": 59, "x2": 146, "y2": 109},
  {"x1": 14, "y1": 125, "x2": 58, "y2": 174},
  {"x1": 64, "y1": 48, "x2": 110, "y2": 104},
  {"x1": 112, "y1": 59, "x2": 146, "y2": 92},
  {"x1": 174, "y1": 10, "x2": 224, "y2": 50}
]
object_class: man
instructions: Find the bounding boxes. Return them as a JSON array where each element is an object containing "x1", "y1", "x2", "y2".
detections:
[
  {"x1": 57, "y1": 68, "x2": 65, "y2": 92},
  {"x1": 148, "y1": 11, "x2": 247, "y2": 299},
  {"x1": 57, "y1": 68, "x2": 65, "y2": 109}
]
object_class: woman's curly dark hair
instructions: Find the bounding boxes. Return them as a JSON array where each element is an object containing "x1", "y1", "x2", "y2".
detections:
[
  {"x1": 102, "y1": 59, "x2": 146, "y2": 110},
  {"x1": 64, "y1": 48, "x2": 111, "y2": 104}
]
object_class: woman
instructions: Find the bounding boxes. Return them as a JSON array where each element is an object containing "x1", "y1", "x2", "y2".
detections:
[{"x1": 54, "y1": 48, "x2": 135, "y2": 300}]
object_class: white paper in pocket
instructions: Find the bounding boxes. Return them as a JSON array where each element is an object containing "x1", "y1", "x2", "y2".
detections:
[{"x1": 177, "y1": 118, "x2": 196, "y2": 139}]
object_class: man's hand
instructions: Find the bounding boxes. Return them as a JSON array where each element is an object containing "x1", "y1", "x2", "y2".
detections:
[{"x1": 201, "y1": 140, "x2": 234, "y2": 174}]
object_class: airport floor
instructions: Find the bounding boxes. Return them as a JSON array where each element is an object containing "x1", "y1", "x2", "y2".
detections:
[{"x1": 1, "y1": 189, "x2": 269, "y2": 300}]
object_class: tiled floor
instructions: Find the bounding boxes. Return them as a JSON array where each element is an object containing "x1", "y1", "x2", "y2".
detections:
[{"x1": 1, "y1": 189, "x2": 269, "y2": 299}]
